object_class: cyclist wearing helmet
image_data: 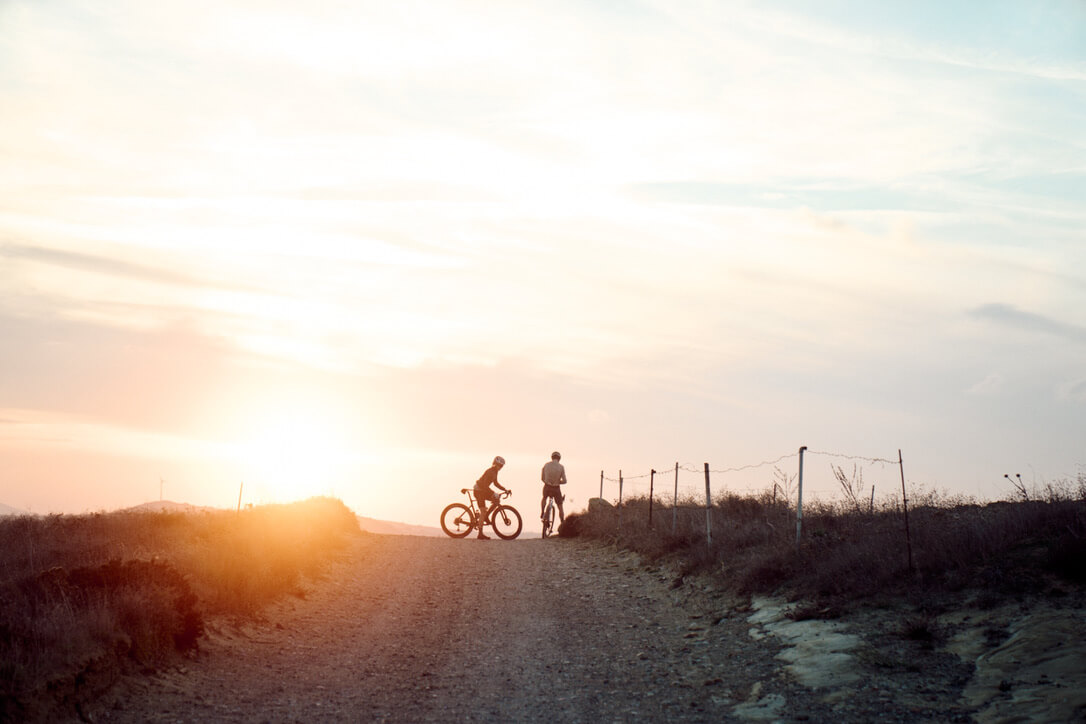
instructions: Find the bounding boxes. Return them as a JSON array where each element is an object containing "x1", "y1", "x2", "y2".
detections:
[
  {"x1": 473, "y1": 455, "x2": 509, "y2": 540},
  {"x1": 541, "y1": 451, "x2": 567, "y2": 527}
]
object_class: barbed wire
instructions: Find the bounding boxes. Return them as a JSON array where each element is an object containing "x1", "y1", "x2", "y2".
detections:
[
  {"x1": 599, "y1": 448, "x2": 900, "y2": 487},
  {"x1": 807, "y1": 450, "x2": 898, "y2": 465},
  {"x1": 709, "y1": 452, "x2": 799, "y2": 474}
]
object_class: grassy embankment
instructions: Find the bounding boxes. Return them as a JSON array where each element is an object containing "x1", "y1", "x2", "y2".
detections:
[
  {"x1": 0, "y1": 496, "x2": 359, "y2": 721},
  {"x1": 561, "y1": 475, "x2": 1086, "y2": 607}
]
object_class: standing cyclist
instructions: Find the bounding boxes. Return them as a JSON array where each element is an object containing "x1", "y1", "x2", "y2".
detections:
[
  {"x1": 541, "y1": 451, "x2": 567, "y2": 528},
  {"x1": 474, "y1": 456, "x2": 509, "y2": 540}
]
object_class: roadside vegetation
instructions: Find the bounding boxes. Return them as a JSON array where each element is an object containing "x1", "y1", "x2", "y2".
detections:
[
  {"x1": 0, "y1": 496, "x2": 359, "y2": 721},
  {"x1": 561, "y1": 474, "x2": 1086, "y2": 606}
]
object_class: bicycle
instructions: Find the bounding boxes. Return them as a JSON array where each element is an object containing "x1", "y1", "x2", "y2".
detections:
[
  {"x1": 440, "y1": 488, "x2": 523, "y2": 540},
  {"x1": 541, "y1": 493, "x2": 560, "y2": 538}
]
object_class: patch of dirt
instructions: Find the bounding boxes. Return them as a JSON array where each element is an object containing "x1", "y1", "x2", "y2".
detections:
[{"x1": 71, "y1": 534, "x2": 1085, "y2": 723}]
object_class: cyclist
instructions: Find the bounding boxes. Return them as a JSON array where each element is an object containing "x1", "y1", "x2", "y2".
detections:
[
  {"x1": 541, "y1": 451, "x2": 567, "y2": 528},
  {"x1": 474, "y1": 455, "x2": 509, "y2": 540}
]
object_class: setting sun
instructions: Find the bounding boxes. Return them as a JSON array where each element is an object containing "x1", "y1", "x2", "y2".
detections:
[{"x1": 231, "y1": 416, "x2": 355, "y2": 504}]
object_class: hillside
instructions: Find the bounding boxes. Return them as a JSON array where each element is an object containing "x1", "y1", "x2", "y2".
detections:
[
  {"x1": 122, "y1": 500, "x2": 222, "y2": 514},
  {"x1": 355, "y1": 515, "x2": 443, "y2": 537}
]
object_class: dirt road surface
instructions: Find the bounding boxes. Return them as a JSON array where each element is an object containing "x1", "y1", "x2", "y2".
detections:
[
  {"x1": 86, "y1": 533, "x2": 814, "y2": 722},
  {"x1": 83, "y1": 532, "x2": 1082, "y2": 723}
]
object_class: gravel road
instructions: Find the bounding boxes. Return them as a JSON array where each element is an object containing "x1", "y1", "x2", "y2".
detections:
[
  {"x1": 83, "y1": 532, "x2": 1083, "y2": 723},
  {"x1": 87, "y1": 532, "x2": 832, "y2": 723}
]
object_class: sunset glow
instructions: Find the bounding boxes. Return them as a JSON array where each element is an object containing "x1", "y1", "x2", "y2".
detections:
[
  {"x1": 231, "y1": 417, "x2": 354, "y2": 504},
  {"x1": 1, "y1": 0, "x2": 1083, "y2": 524}
]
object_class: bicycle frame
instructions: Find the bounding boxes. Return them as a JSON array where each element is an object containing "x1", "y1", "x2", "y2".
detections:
[
  {"x1": 440, "y1": 488, "x2": 522, "y2": 540},
  {"x1": 465, "y1": 488, "x2": 510, "y2": 528},
  {"x1": 542, "y1": 496, "x2": 556, "y2": 538}
]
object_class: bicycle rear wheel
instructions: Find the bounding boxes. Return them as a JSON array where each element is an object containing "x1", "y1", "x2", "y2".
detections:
[
  {"x1": 542, "y1": 503, "x2": 554, "y2": 539},
  {"x1": 440, "y1": 503, "x2": 475, "y2": 538},
  {"x1": 488, "y1": 504, "x2": 522, "y2": 540}
]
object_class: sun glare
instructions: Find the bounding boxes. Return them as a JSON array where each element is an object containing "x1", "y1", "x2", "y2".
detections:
[{"x1": 232, "y1": 416, "x2": 355, "y2": 504}]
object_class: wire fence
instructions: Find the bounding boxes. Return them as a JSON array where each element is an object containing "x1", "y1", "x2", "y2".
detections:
[
  {"x1": 595, "y1": 446, "x2": 914, "y2": 556},
  {"x1": 600, "y1": 449, "x2": 903, "y2": 506}
]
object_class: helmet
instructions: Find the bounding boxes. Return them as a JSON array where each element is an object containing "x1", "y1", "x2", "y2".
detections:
[
  {"x1": 493, "y1": 455, "x2": 505, "y2": 467},
  {"x1": 551, "y1": 451, "x2": 561, "y2": 460}
]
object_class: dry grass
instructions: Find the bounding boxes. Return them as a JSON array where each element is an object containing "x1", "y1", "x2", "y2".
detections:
[
  {"x1": 562, "y1": 476, "x2": 1086, "y2": 604},
  {"x1": 0, "y1": 496, "x2": 359, "y2": 721}
]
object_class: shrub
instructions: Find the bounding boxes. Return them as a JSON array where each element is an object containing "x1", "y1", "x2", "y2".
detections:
[
  {"x1": 0, "y1": 496, "x2": 359, "y2": 719},
  {"x1": 569, "y1": 492, "x2": 1086, "y2": 602}
]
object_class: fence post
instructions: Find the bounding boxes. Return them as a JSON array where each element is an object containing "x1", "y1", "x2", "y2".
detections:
[
  {"x1": 237, "y1": 481, "x2": 244, "y2": 514},
  {"x1": 899, "y1": 450, "x2": 914, "y2": 571},
  {"x1": 649, "y1": 469, "x2": 655, "y2": 527},
  {"x1": 703, "y1": 463, "x2": 712, "y2": 552},
  {"x1": 795, "y1": 446, "x2": 806, "y2": 548},
  {"x1": 618, "y1": 470, "x2": 623, "y2": 529},
  {"x1": 599, "y1": 470, "x2": 603, "y2": 500},
  {"x1": 672, "y1": 462, "x2": 679, "y2": 534}
]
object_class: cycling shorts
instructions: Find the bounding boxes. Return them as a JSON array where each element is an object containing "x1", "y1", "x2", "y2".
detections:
[
  {"x1": 474, "y1": 485, "x2": 498, "y2": 504},
  {"x1": 542, "y1": 484, "x2": 564, "y2": 502}
]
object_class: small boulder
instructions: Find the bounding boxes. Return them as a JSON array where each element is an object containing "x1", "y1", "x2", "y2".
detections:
[{"x1": 588, "y1": 497, "x2": 614, "y2": 512}]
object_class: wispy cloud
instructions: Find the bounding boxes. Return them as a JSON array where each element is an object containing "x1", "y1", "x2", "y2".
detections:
[
  {"x1": 967, "y1": 372, "x2": 1005, "y2": 396},
  {"x1": 1059, "y1": 378, "x2": 1086, "y2": 403},
  {"x1": 969, "y1": 303, "x2": 1086, "y2": 344},
  {"x1": 0, "y1": 242, "x2": 261, "y2": 293}
]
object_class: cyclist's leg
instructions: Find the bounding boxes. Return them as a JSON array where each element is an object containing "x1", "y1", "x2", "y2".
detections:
[
  {"x1": 540, "y1": 486, "x2": 547, "y2": 520},
  {"x1": 556, "y1": 491, "x2": 565, "y2": 523},
  {"x1": 474, "y1": 487, "x2": 489, "y2": 529}
]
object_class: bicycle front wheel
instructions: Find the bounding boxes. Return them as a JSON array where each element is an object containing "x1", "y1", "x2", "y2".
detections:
[
  {"x1": 542, "y1": 504, "x2": 554, "y2": 539},
  {"x1": 440, "y1": 503, "x2": 476, "y2": 539},
  {"x1": 488, "y1": 504, "x2": 522, "y2": 540}
]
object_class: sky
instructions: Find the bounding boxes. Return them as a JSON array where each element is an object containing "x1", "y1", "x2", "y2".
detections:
[{"x1": 1, "y1": 0, "x2": 1084, "y2": 527}]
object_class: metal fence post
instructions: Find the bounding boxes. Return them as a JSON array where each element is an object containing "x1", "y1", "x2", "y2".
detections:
[
  {"x1": 795, "y1": 446, "x2": 806, "y2": 548},
  {"x1": 899, "y1": 449, "x2": 914, "y2": 571}
]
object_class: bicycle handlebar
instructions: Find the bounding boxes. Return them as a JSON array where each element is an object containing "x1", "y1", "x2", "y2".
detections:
[{"x1": 461, "y1": 488, "x2": 512, "y2": 499}]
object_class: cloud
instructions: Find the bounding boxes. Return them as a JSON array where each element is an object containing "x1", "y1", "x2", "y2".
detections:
[
  {"x1": 969, "y1": 303, "x2": 1086, "y2": 345},
  {"x1": 0, "y1": 242, "x2": 262, "y2": 294},
  {"x1": 967, "y1": 372, "x2": 1005, "y2": 396},
  {"x1": 1058, "y1": 378, "x2": 1086, "y2": 403}
]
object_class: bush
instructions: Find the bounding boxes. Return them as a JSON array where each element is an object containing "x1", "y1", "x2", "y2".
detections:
[
  {"x1": 569, "y1": 492, "x2": 1086, "y2": 602},
  {"x1": 0, "y1": 496, "x2": 359, "y2": 720}
]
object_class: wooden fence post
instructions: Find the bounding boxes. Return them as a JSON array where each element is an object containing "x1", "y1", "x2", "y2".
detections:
[
  {"x1": 703, "y1": 463, "x2": 712, "y2": 552},
  {"x1": 599, "y1": 470, "x2": 603, "y2": 500},
  {"x1": 618, "y1": 470, "x2": 623, "y2": 529},
  {"x1": 649, "y1": 469, "x2": 655, "y2": 527},
  {"x1": 236, "y1": 481, "x2": 244, "y2": 514},
  {"x1": 672, "y1": 462, "x2": 679, "y2": 534},
  {"x1": 899, "y1": 450, "x2": 914, "y2": 571}
]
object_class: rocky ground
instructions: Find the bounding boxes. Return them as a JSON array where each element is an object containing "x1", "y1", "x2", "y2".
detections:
[{"x1": 77, "y1": 533, "x2": 1085, "y2": 723}]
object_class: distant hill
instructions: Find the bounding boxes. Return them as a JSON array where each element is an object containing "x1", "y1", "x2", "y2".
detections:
[
  {"x1": 2, "y1": 499, "x2": 445, "y2": 536},
  {"x1": 122, "y1": 500, "x2": 222, "y2": 514},
  {"x1": 357, "y1": 515, "x2": 444, "y2": 537}
]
